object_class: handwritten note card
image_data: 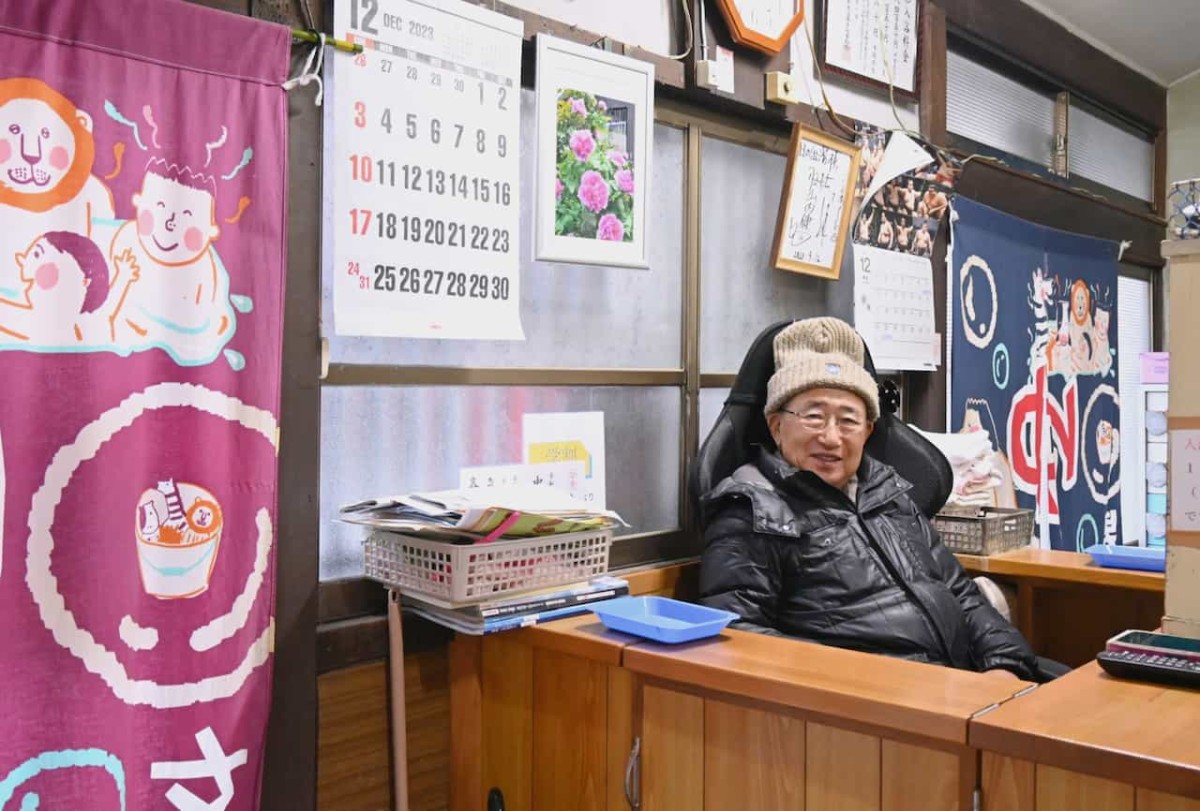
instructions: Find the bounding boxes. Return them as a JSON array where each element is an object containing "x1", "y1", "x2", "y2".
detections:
[
  {"x1": 823, "y1": 0, "x2": 920, "y2": 94},
  {"x1": 1170, "y1": 430, "x2": 1200, "y2": 532},
  {"x1": 853, "y1": 243, "x2": 939, "y2": 371},
  {"x1": 773, "y1": 126, "x2": 860, "y2": 279}
]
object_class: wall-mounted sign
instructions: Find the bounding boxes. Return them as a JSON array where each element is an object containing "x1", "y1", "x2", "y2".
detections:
[
  {"x1": 771, "y1": 124, "x2": 861, "y2": 280},
  {"x1": 817, "y1": 0, "x2": 923, "y2": 101},
  {"x1": 715, "y1": 0, "x2": 805, "y2": 56}
]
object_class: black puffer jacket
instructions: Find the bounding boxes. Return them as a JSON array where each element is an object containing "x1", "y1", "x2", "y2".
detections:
[{"x1": 699, "y1": 448, "x2": 1039, "y2": 680}]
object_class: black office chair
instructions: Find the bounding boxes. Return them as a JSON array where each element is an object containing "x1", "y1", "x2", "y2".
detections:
[
  {"x1": 689, "y1": 320, "x2": 1071, "y2": 682},
  {"x1": 690, "y1": 320, "x2": 954, "y2": 518}
]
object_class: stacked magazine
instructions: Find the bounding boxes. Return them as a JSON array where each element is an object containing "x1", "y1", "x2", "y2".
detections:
[
  {"x1": 340, "y1": 484, "x2": 626, "y2": 543},
  {"x1": 403, "y1": 575, "x2": 629, "y2": 635}
]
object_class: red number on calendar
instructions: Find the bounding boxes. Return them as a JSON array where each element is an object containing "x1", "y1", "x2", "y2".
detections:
[
  {"x1": 346, "y1": 260, "x2": 361, "y2": 277},
  {"x1": 354, "y1": 52, "x2": 367, "y2": 68},
  {"x1": 350, "y1": 208, "x2": 373, "y2": 236},
  {"x1": 353, "y1": 101, "x2": 366, "y2": 128},
  {"x1": 349, "y1": 154, "x2": 374, "y2": 183}
]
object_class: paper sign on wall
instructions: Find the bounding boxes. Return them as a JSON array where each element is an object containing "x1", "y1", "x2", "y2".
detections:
[
  {"x1": 459, "y1": 461, "x2": 587, "y2": 500},
  {"x1": 522, "y1": 412, "x2": 606, "y2": 509},
  {"x1": 1170, "y1": 430, "x2": 1200, "y2": 532}
]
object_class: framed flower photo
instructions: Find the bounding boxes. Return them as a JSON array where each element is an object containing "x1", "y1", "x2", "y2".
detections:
[{"x1": 535, "y1": 35, "x2": 655, "y2": 268}]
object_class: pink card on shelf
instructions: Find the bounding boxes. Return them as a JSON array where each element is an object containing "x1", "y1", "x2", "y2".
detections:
[{"x1": 1141, "y1": 352, "x2": 1170, "y2": 384}]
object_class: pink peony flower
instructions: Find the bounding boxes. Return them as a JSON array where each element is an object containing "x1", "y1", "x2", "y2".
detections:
[
  {"x1": 608, "y1": 150, "x2": 627, "y2": 167},
  {"x1": 569, "y1": 129, "x2": 596, "y2": 161},
  {"x1": 577, "y1": 170, "x2": 609, "y2": 213},
  {"x1": 615, "y1": 168, "x2": 634, "y2": 194},
  {"x1": 597, "y1": 213, "x2": 624, "y2": 241},
  {"x1": 555, "y1": 177, "x2": 563, "y2": 200},
  {"x1": 570, "y1": 97, "x2": 587, "y2": 116},
  {"x1": 598, "y1": 100, "x2": 607, "y2": 111}
]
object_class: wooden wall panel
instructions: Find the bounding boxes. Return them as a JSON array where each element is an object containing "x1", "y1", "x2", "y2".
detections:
[
  {"x1": 981, "y1": 753, "x2": 1035, "y2": 811},
  {"x1": 641, "y1": 685, "x2": 704, "y2": 811},
  {"x1": 482, "y1": 635, "x2": 534, "y2": 811},
  {"x1": 881, "y1": 740, "x2": 958, "y2": 811},
  {"x1": 703, "y1": 698, "x2": 806, "y2": 811},
  {"x1": 406, "y1": 651, "x2": 451, "y2": 811},
  {"x1": 532, "y1": 648, "x2": 609, "y2": 811},
  {"x1": 1137, "y1": 791, "x2": 1200, "y2": 811},
  {"x1": 317, "y1": 663, "x2": 392, "y2": 811},
  {"x1": 316, "y1": 651, "x2": 451, "y2": 811},
  {"x1": 807, "y1": 723, "x2": 882, "y2": 811},
  {"x1": 1035, "y1": 765, "x2": 1133, "y2": 811}
]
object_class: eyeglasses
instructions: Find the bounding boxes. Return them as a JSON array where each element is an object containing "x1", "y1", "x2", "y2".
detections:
[{"x1": 778, "y1": 408, "x2": 868, "y2": 436}]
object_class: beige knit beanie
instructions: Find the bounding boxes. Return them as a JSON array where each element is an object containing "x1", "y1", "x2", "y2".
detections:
[{"x1": 764, "y1": 317, "x2": 880, "y2": 421}]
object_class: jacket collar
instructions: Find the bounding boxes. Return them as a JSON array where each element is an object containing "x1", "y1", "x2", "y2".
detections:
[
  {"x1": 754, "y1": 447, "x2": 910, "y2": 513},
  {"x1": 702, "y1": 448, "x2": 913, "y2": 538}
]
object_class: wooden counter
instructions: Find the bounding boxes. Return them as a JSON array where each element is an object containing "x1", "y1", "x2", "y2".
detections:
[
  {"x1": 956, "y1": 549, "x2": 1165, "y2": 667},
  {"x1": 624, "y1": 629, "x2": 1033, "y2": 811},
  {"x1": 450, "y1": 613, "x2": 637, "y2": 811},
  {"x1": 624, "y1": 628, "x2": 1032, "y2": 745},
  {"x1": 956, "y1": 548, "x2": 1165, "y2": 592},
  {"x1": 971, "y1": 662, "x2": 1200, "y2": 805}
]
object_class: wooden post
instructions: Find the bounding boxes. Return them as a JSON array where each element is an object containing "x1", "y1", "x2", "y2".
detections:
[
  {"x1": 387, "y1": 591, "x2": 410, "y2": 810},
  {"x1": 1162, "y1": 241, "x2": 1200, "y2": 638}
]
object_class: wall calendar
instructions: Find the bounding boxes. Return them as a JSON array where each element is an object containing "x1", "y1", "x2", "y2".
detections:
[{"x1": 326, "y1": 0, "x2": 525, "y2": 339}]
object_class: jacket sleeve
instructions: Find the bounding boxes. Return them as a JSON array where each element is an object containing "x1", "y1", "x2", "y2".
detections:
[
  {"x1": 699, "y1": 501, "x2": 785, "y2": 636},
  {"x1": 927, "y1": 521, "x2": 1038, "y2": 679}
]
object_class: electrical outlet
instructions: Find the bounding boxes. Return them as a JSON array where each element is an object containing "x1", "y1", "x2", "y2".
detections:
[
  {"x1": 696, "y1": 46, "x2": 736, "y2": 94},
  {"x1": 765, "y1": 71, "x2": 801, "y2": 105}
]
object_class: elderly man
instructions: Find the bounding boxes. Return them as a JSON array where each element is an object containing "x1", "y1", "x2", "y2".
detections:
[{"x1": 699, "y1": 317, "x2": 1043, "y2": 681}]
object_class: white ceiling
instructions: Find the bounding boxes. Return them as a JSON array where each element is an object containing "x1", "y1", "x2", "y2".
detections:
[{"x1": 1020, "y1": 0, "x2": 1200, "y2": 86}]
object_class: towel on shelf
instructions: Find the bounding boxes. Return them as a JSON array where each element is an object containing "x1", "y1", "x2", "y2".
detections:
[{"x1": 915, "y1": 427, "x2": 1003, "y2": 507}]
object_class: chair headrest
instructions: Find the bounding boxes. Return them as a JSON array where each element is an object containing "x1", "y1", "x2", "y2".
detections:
[{"x1": 690, "y1": 320, "x2": 954, "y2": 519}]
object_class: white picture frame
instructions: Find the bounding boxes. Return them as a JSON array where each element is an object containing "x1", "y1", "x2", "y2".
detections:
[{"x1": 534, "y1": 34, "x2": 655, "y2": 268}]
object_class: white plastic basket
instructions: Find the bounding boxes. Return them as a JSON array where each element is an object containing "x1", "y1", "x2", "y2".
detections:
[{"x1": 363, "y1": 529, "x2": 612, "y2": 605}]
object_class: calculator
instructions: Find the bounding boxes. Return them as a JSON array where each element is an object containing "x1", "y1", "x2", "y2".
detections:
[{"x1": 1096, "y1": 650, "x2": 1200, "y2": 690}]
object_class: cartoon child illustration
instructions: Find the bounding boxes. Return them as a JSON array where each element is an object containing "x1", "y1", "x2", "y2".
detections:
[
  {"x1": 1066, "y1": 280, "x2": 1101, "y2": 374},
  {"x1": 0, "y1": 78, "x2": 115, "y2": 298},
  {"x1": 0, "y1": 230, "x2": 115, "y2": 347},
  {"x1": 106, "y1": 157, "x2": 234, "y2": 365},
  {"x1": 1094, "y1": 418, "x2": 1119, "y2": 486}
]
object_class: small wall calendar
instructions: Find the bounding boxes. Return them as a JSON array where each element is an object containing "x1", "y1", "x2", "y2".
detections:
[
  {"x1": 325, "y1": 0, "x2": 526, "y2": 339},
  {"x1": 852, "y1": 243, "x2": 939, "y2": 371}
]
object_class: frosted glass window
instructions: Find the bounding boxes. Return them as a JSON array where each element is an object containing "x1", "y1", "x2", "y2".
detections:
[
  {"x1": 699, "y1": 137, "x2": 855, "y2": 373},
  {"x1": 320, "y1": 386, "x2": 682, "y2": 580},
  {"x1": 1118, "y1": 275, "x2": 1152, "y2": 544},
  {"x1": 322, "y1": 90, "x2": 685, "y2": 369},
  {"x1": 1069, "y1": 103, "x2": 1154, "y2": 202},
  {"x1": 947, "y1": 50, "x2": 1056, "y2": 169}
]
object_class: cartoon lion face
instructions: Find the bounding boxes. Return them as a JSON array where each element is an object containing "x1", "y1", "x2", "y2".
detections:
[{"x1": 0, "y1": 78, "x2": 96, "y2": 213}]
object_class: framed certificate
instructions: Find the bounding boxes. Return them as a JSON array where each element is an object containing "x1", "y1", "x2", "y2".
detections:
[{"x1": 816, "y1": 0, "x2": 923, "y2": 101}]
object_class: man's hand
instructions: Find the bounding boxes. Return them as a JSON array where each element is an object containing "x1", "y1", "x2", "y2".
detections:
[{"x1": 984, "y1": 668, "x2": 1021, "y2": 681}]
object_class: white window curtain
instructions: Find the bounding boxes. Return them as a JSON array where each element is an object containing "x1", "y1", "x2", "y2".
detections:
[
  {"x1": 947, "y1": 49, "x2": 1056, "y2": 169},
  {"x1": 1070, "y1": 104, "x2": 1155, "y2": 202},
  {"x1": 1118, "y1": 275, "x2": 1153, "y2": 544}
]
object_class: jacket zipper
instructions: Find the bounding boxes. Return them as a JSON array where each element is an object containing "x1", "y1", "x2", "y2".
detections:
[{"x1": 854, "y1": 497, "x2": 956, "y2": 666}]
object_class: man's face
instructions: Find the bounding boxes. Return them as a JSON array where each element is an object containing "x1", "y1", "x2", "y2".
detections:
[{"x1": 768, "y1": 387, "x2": 873, "y2": 491}]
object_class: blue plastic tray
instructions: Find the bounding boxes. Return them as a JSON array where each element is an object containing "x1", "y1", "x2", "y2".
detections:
[
  {"x1": 589, "y1": 596, "x2": 737, "y2": 644},
  {"x1": 1082, "y1": 544, "x2": 1166, "y2": 573}
]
